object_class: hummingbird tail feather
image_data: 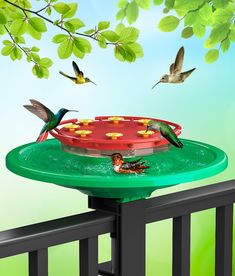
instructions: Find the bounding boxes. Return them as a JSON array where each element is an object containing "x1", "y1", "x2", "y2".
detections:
[{"x1": 36, "y1": 131, "x2": 48, "y2": 143}]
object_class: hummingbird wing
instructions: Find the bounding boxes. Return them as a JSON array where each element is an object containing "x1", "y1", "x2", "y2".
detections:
[
  {"x1": 172, "y1": 46, "x2": 184, "y2": 74},
  {"x1": 24, "y1": 99, "x2": 54, "y2": 122},
  {"x1": 160, "y1": 124, "x2": 183, "y2": 148},
  {"x1": 169, "y1": 63, "x2": 175, "y2": 74},
  {"x1": 181, "y1": 68, "x2": 196, "y2": 81},
  {"x1": 72, "y1": 61, "x2": 84, "y2": 77},
  {"x1": 59, "y1": 71, "x2": 77, "y2": 82}
]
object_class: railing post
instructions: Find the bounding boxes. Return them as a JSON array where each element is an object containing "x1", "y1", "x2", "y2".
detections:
[
  {"x1": 29, "y1": 248, "x2": 48, "y2": 276},
  {"x1": 215, "y1": 204, "x2": 233, "y2": 276},
  {"x1": 79, "y1": 236, "x2": 98, "y2": 276},
  {"x1": 172, "y1": 214, "x2": 191, "y2": 276}
]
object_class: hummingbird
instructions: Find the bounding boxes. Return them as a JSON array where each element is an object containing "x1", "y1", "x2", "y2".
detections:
[
  {"x1": 59, "y1": 61, "x2": 96, "y2": 85},
  {"x1": 146, "y1": 120, "x2": 183, "y2": 148},
  {"x1": 109, "y1": 153, "x2": 149, "y2": 174},
  {"x1": 23, "y1": 99, "x2": 78, "y2": 143},
  {"x1": 152, "y1": 46, "x2": 196, "y2": 89}
]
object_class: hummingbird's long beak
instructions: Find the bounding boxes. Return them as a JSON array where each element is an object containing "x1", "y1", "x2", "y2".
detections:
[
  {"x1": 69, "y1": 110, "x2": 79, "y2": 112},
  {"x1": 102, "y1": 154, "x2": 112, "y2": 157},
  {"x1": 145, "y1": 126, "x2": 149, "y2": 133},
  {"x1": 152, "y1": 81, "x2": 160, "y2": 89},
  {"x1": 91, "y1": 80, "x2": 97, "y2": 85}
]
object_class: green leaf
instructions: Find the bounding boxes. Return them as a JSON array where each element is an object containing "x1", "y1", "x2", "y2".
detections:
[
  {"x1": 114, "y1": 45, "x2": 126, "y2": 61},
  {"x1": 62, "y1": 3, "x2": 78, "y2": 18},
  {"x1": 97, "y1": 35, "x2": 107, "y2": 48},
  {"x1": 181, "y1": 26, "x2": 193, "y2": 38},
  {"x1": 98, "y1": 21, "x2": 110, "y2": 31},
  {"x1": 32, "y1": 64, "x2": 44, "y2": 78},
  {"x1": 15, "y1": 36, "x2": 25, "y2": 44},
  {"x1": 119, "y1": 27, "x2": 139, "y2": 43},
  {"x1": 84, "y1": 29, "x2": 95, "y2": 35},
  {"x1": 73, "y1": 43, "x2": 85, "y2": 58},
  {"x1": 65, "y1": 18, "x2": 85, "y2": 30},
  {"x1": 0, "y1": 11, "x2": 7, "y2": 24},
  {"x1": 165, "y1": 0, "x2": 175, "y2": 9},
  {"x1": 27, "y1": 24, "x2": 42, "y2": 40},
  {"x1": 52, "y1": 2, "x2": 70, "y2": 14},
  {"x1": 212, "y1": 7, "x2": 233, "y2": 25},
  {"x1": 163, "y1": 8, "x2": 169, "y2": 14},
  {"x1": 39, "y1": 57, "x2": 53, "y2": 67},
  {"x1": 42, "y1": 67, "x2": 50, "y2": 79},
  {"x1": 122, "y1": 45, "x2": 136, "y2": 62},
  {"x1": 100, "y1": 30, "x2": 119, "y2": 42},
  {"x1": 9, "y1": 11, "x2": 24, "y2": 20},
  {"x1": 52, "y1": 34, "x2": 68, "y2": 43},
  {"x1": 205, "y1": 49, "x2": 219, "y2": 63},
  {"x1": 11, "y1": 47, "x2": 22, "y2": 60},
  {"x1": 229, "y1": 28, "x2": 235, "y2": 42},
  {"x1": 204, "y1": 38, "x2": 217, "y2": 49},
  {"x1": 193, "y1": 23, "x2": 205, "y2": 38},
  {"x1": 116, "y1": 23, "x2": 125, "y2": 34},
  {"x1": 128, "y1": 42, "x2": 143, "y2": 57},
  {"x1": 29, "y1": 17, "x2": 47, "y2": 32},
  {"x1": 58, "y1": 39, "x2": 73, "y2": 59},
  {"x1": 1, "y1": 45, "x2": 13, "y2": 56},
  {"x1": 154, "y1": 0, "x2": 163, "y2": 4},
  {"x1": 117, "y1": 0, "x2": 128, "y2": 8},
  {"x1": 126, "y1": 1, "x2": 139, "y2": 24},
  {"x1": 31, "y1": 53, "x2": 40, "y2": 62},
  {"x1": 46, "y1": 7, "x2": 52, "y2": 16},
  {"x1": 135, "y1": 0, "x2": 151, "y2": 9},
  {"x1": 209, "y1": 23, "x2": 230, "y2": 44},
  {"x1": 158, "y1": 16, "x2": 179, "y2": 32},
  {"x1": 221, "y1": 38, "x2": 230, "y2": 52},
  {"x1": 3, "y1": 40, "x2": 12, "y2": 46},
  {"x1": 64, "y1": 22, "x2": 75, "y2": 33},
  {"x1": 212, "y1": 0, "x2": 229, "y2": 8},
  {"x1": 184, "y1": 11, "x2": 198, "y2": 26},
  {"x1": 116, "y1": 9, "x2": 125, "y2": 20},
  {"x1": 74, "y1": 37, "x2": 91, "y2": 53},
  {"x1": 31, "y1": 46, "x2": 40, "y2": 52},
  {"x1": 199, "y1": 3, "x2": 212, "y2": 23},
  {"x1": 10, "y1": 19, "x2": 27, "y2": 36},
  {"x1": 0, "y1": 25, "x2": 6, "y2": 35}
]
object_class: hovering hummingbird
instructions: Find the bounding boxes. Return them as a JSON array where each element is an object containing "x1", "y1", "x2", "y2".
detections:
[
  {"x1": 59, "y1": 61, "x2": 96, "y2": 85},
  {"x1": 146, "y1": 121, "x2": 183, "y2": 148},
  {"x1": 152, "y1": 46, "x2": 195, "y2": 89},
  {"x1": 23, "y1": 99, "x2": 78, "y2": 143},
  {"x1": 109, "y1": 153, "x2": 149, "y2": 174}
]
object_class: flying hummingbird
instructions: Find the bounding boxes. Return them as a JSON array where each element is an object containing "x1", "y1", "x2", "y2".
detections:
[
  {"x1": 23, "y1": 99, "x2": 78, "y2": 143},
  {"x1": 109, "y1": 153, "x2": 149, "y2": 174},
  {"x1": 146, "y1": 120, "x2": 183, "y2": 148},
  {"x1": 59, "y1": 61, "x2": 96, "y2": 85},
  {"x1": 152, "y1": 46, "x2": 196, "y2": 89}
]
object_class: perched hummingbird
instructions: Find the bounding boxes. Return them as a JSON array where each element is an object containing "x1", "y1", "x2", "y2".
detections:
[
  {"x1": 110, "y1": 153, "x2": 149, "y2": 174},
  {"x1": 23, "y1": 99, "x2": 78, "y2": 143},
  {"x1": 152, "y1": 46, "x2": 195, "y2": 89},
  {"x1": 59, "y1": 61, "x2": 96, "y2": 85},
  {"x1": 146, "y1": 121, "x2": 183, "y2": 148}
]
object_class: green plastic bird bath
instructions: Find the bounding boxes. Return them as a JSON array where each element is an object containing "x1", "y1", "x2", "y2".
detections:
[{"x1": 6, "y1": 139, "x2": 228, "y2": 202}]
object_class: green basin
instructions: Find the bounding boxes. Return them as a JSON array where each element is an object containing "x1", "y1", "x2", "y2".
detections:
[{"x1": 6, "y1": 139, "x2": 228, "y2": 202}]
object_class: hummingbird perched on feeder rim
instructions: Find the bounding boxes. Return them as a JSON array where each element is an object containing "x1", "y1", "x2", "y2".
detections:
[
  {"x1": 59, "y1": 61, "x2": 96, "y2": 85},
  {"x1": 152, "y1": 46, "x2": 196, "y2": 89},
  {"x1": 146, "y1": 120, "x2": 183, "y2": 148},
  {"x1": 23, "y1": 99, "x2": 78, "y2": 143},
  {"x1": 108, "y1": 153, "x2": 150, "y2": 174}
]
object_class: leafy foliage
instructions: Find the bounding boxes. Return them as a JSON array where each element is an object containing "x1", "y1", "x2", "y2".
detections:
[
  {"x1": 0, "y1": 0, "x2": 143, "y2": 79},
  {"x1": 116, "y1": 0, "x2": 235, "y2": 63}
]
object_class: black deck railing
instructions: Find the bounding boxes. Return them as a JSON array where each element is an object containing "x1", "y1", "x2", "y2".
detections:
[{"x1": 0, "y1": 179, "x2": 234, "y2": 276}]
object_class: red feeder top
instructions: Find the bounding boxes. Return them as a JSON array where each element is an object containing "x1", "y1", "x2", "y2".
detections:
[{"x1": 50, "y1": 116, "x2": 182, "y2": 151}]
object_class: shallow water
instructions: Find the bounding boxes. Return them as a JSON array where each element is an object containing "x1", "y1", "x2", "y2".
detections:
[{"x1": 18, "y1": 140, "x2": 217, "y2": 177}]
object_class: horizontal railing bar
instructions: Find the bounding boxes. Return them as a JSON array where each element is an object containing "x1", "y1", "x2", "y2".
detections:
[
  {"x1": 146, "y1": 179, "x2": 235, "y2": 223},
  {"x1": 0, "y1": 211, "x2": 115, "y2": 258}
]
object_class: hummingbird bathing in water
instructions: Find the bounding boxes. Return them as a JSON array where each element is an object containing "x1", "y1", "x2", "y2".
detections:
[
  {"x1": 109, "y1": 153, "x2": 149, "y2": 174},
  {"x1": 152, "y1": 46, "x2": 196, "y2": 89},
  {"x1": 59, "y1": 61, "x2": 96, "y2": 85},
  {"x1": 146, "y1": 121, "x2": 183, "y2": 148},
  {"x1": 23, "y1": 99, "x2": 78, "y2": 143}
]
